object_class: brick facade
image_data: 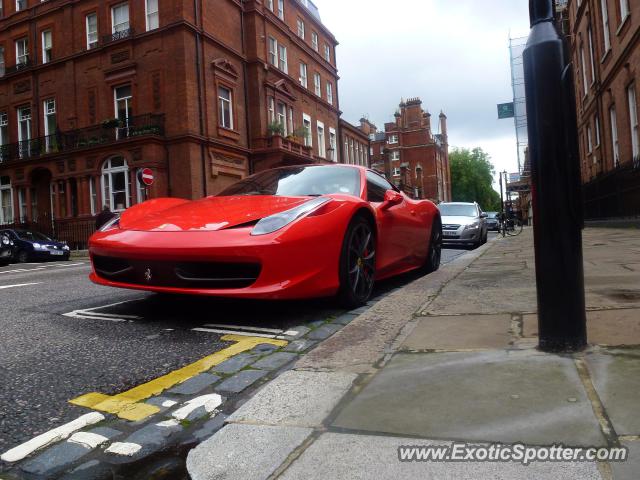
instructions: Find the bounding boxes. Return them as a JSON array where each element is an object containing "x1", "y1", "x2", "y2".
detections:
[
  {"x1": 339, "y1": 118, "x2": 370, "y2": 167},
  {"x1": 0, "y1": 0, "x2": 345, "y2": 244}
]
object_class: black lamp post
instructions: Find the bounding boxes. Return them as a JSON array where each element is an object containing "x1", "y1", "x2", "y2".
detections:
[{"x1": 523, "y1": 0, "x2": 587, "y2": 352}]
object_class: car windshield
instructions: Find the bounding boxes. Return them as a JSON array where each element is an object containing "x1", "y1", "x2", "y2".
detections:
[
  {"x1": 218, "y1": 166, "x2": 361, "y2": 197},
  {"x1": 16, "y1": 231, "x2": 52, "y2": 242},
  {"x1": 438, "y1": 204, "x2": 478, "y2": 217},
  {"x1": 486, "y1": 212, "x2": 498, "y2": 219}
]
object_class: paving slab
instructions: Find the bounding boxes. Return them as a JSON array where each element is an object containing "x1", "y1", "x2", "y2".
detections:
[
  {"x1": 584, "y1": 349, "x2": 640, "y2": 436},
  {"x1": 210, "y1": 352, "x2": 261, "y2": 375},
  {"x1": 283, "y1": 339, "x2": 318, "y2": 353},
  {"x1": 215, "y1": 369, "x2": 269, "y2": 394},
  {"x1": 228, "y1": 370, "x2": 356, "y2": 428},
  {"x1": 280, "y1": 432, "x2": 602, "y2": 480},
  {"x1": 333, "y1": 351, "x2": 605, "y2": 447},
  {"x1": 307, "y1": 323, "x2": 342, "y2": 341},
  {"x1": 186, "y1": 424, "x2": 312, "y2": 480},
  {"x1": 59, "y1": 460, "x2": 113, "y2": 480},
  {"x1": 611, "y1": 440, "x2": 640, "y2": 480},
  {"x1": 402, "y1": 314, "x2": 512, "y2": 351},
  {"x1": 104, "y1": 420, "x2": 183, "y2": 464},
  {"x1": 168, "y1": 373, "x2": 221, "y2": 395},
  {"x1": 523, "y1": 309, "x2": 640, "y2": 346},
  {"x1": 251, "y1": 352, "x2": 298, "y2": 371}
]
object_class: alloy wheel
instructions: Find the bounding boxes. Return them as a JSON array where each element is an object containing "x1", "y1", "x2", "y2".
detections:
[{"x1": 347, "y1": 223, "x2": 376, "y2": 300}]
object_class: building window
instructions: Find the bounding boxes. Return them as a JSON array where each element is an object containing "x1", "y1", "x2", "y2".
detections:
[
  {"x1": 277, "y1": 0, "x2": 284, "y2": 20},
  {"x1": 314, "y1": 72, "x2": 321, "y2": 96},
  {"x1": 317, "y1": 121, "x2": 325, "y2": 158},
  {"x1": 218, "y1": 86, "x2": 233, "y2": 129},
  {"x1": 102, "y1": 157, "x2": 130, "y2": 212},
  {"x1": 595, "y1": 115, "x2": 601, "y2": 146},
  {"x1": 0, "y1": 47, "x2": 4, "y2": 76},
  {"x1": 16, "y1": 0, "x2": 26, "y2": 12},
  {"x1": 587, "y1": 125, "x2": 593, "y2": 153},
  {"x1": 111, "y1": 3, "x2": 130, "y2": 34},
  {"x1": 297, "y1": 18, "x2": 305, "y2": 39},
  {"x1": 89, "y1": 177, "x2": 97, "y2": 215},
  {"x1": 42, "y1": 30, "x2": 52, "y2": 64},
  {"x1": 323, "y1": 44, "x2": 331, "y2": 62},
  {"x1": 268, "y1": 37, "x2": 277, "y2": 66},
  {"x1": 288, "y1": 106, "x2": 294, "y2": 136},
  {"x1": 146, "y1": 0, "x2": 159, "y2": 31},
  {"x1": 276, "y1": 102, "x2": 287, "y2": 135},
  {"x1": 17, "y1": 106, "x2": 32, "y2": 158},
  {"x1": 43, "y1": 99, "x2": 57, "y2": 152},
  {"x1": 580, "y1": 46, "x2": 588, "y2": 96},
  {"x1": 114, "y1": 85, "x2": 132, "y2": 137},
  {"x1": 302, "y1": 114, "x2": 312, "y2": 147},
  {"x1": 329, "y1": 128, "x2": 336, "y2": 162},
  {"x1": 300, "y1": 63, "x2": 308, "y2": 88},
  {"x1": 311, "y1": 32, "x2": 318, "y2": 51},
  {"x1": 393, "y1": 168, "x2": 401, "y2": 177},
  {"x1": 588, "y1": 27, "x2": 595, "y2": 85},
  {"x1": 267, "y1": 96, "x2": 275, "y2": 123},
  {"x1": 601, "y1": 0, "x2": 610, "y2": 52},
  {"x1": 16, "y1": 38, "x2": 28, "y2": 66},
  {"x1": 610, "y1": 106, "x2": 619, "y2": 167},
  {"x1": 278, "y1": 44, "x2": 287, "y2": 73},
  {"x1": 326, "y1": 82, "x2": 333, "y2": 105},
  {"x1": 0, "y1": 176, "x2": 13, "y2": 224},
  {"x1": 390, "y1": 151, "x2": 400, "y2": 161},
  {"x1": 388, "y1": 134, "x2": 398, "y2": 144},
  {"x1": 86, "y1": 14, "x2": 98, "y2": 49},
  {"x1": 629, "y1": 85, "x2": 639, "y2": 162},
  {"x1": 620, "y1": 0, "x2": 629, "y2": 21},
  {"x1": 0, "y1": 112, "x2": 7, "y2": 148},
  {"x1": 266, "y1": 0, "x2": 274, "y2": 12}
]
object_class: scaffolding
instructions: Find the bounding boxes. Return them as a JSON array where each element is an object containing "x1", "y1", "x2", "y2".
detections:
[{"x1": 509, "y1": 36, "x2": 529, "y2": 176}]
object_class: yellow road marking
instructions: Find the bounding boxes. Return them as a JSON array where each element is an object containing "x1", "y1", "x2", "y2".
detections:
[{"x1": 70, "y1": 334, "x2": 288, "y2": 421}]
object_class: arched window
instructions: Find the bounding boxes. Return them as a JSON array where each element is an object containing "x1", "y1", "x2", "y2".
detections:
[
  {"x1": 101, "y1": 157, "x2": 130, "y2": 212},
  {"x1": 0, "y1": 176, "x2": 13, "y2": 224}
]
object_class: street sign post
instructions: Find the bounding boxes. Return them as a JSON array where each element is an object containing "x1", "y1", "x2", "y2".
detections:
[
  {"x1": 523, "y1": 0, "x2": 587, "y2": 352},
  {"x1": 497, "y1": 102, "x2": 515, "y2": 119},
  {"x1": 138, "y1": 168, "x2": 154, "y2": 187}
]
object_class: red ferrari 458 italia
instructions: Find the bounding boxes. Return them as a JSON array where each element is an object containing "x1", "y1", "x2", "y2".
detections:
[{"x1": 89, "y1": 165, "x2": 442, "y2": 307}]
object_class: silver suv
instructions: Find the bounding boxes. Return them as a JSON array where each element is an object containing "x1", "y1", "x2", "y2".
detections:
[{"x1": 437, "y1": 202, "x2": 488, "y2": 248}]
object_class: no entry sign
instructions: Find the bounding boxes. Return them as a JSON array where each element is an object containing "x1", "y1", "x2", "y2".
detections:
[{"x1": 138, "y1": 168, "x2": 154, "y2": 186}]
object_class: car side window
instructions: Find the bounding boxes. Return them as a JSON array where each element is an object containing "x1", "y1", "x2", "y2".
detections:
[{"x1": 366, "y1": 171, "x2": 394, "y2": 203}]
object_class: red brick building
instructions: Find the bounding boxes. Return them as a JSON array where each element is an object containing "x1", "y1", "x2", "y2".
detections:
[
  {"x1": 0, "y1": 0, "x2": 345, "y2": 245},
  {"x1": 567, "y1": 0, "x2": 640, "y2": 217},
  {"x1": 339, "y1": 118, "x2": 369, "y2": 167},
  {"x1": 358, "y1": 98, "x2": 451, "y2": 202}
]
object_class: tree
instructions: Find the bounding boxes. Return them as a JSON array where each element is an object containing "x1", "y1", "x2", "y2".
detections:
[{"x1": 449, "y1": 147, "x2": 502, "y2": 211}]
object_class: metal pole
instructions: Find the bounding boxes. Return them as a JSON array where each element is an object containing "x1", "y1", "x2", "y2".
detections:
[
  {"x1": 499, "y1": 172, "x2": 505, "y2": 215},
  {"x1": 523, "y1": 0, "x2": 587, "y2": 352}
]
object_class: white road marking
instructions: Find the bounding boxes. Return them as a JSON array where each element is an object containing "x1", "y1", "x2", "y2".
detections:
[
  {"x1": 0, "y1": 412, "x2": 104, "y2": 463},
  {"x1": 68, "y1": 431, "x2": 110, "y2": 449},
  {"x1": 63, "y1": 299, "x2": 144, "y2": 322},
  {"x1": 0, "y1": 263, "x2": 86, "y2": 274},
  {"x1": 105, "y1": 442, "x2": 142, "y2": 457},
  {"x1": 192, "y1": 327, "x2": 288, "y2": 340},
  {"x1": 203, "y1": 323, "x2": 299, "y2": 337},
  {"x1": 62, "y1": 311, "x2": 134, "y2": 323},
  {"x1": 172, "y1": 394, "x2": 223, "y2": 421},
  {"x1": 0, "y1": 283, "x2": 41, "y2": 290}
]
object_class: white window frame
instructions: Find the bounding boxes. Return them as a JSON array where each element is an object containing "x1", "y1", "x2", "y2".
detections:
[
  {"x1": 390, "y1": 150, "x2": 400, "y2": 161},
  {"x1": 276, "y1": 102, "x2": 287, "y2": 135},
  {"x1": 111, "y1": 3, "x2": 130, "y2": 34},
  {"x1": 297, "y1": 18, "x2": 305, "y2": 39},
  {"x1": 610, "y1": 105, "x2": 619, "y2": 167},
  {"x1": 277, "y1": 0, "x2": 284, "y2": 20},
  {"x1": 601, "y1": 0, "x2": 610, "y2": 53},
  {"x1": 15, "y1": 0, "x2": 26, "y2": 12},
  {"x1": 89, "y1": 177, "x2": 97, "y2": 215},
  {"x1": 43, "y1": 99, "x2": 56, "y2": 151},
  {"x1": 329, "y1": 127, "x2": 336, "y2": 162},
  {"x1": 587, "y1": 125, "x2": 593, "y2": 153},
  {"x1": 278, "y1": 44, "x2": 287, "y2": 73},
  {"x1": 323, "y1": 44, "x2": 331, "y2": 62},
  {"x1": 311, "y1": 32, "x2": 318, "y2": 51},
  {"x1": 145, "y1": 0, "x2": 159, "y2": 31},
  {"x1": 300, "y1": 63, "x2": 308, "y2": 88},
  {"x1": 218, "y1": 86, "x2": 233, "y2": 130},
  {"x1": 595, "y1": 115, "x2": 601, "y2": 146},
  {"x1": 314, "y1": 72, "x2": 321, "y2": 96},
  {"x1": 267, "y1": 96, "x2": 275, "y2": 123},
  {"x1": 42, "y1": 30, "x2": 52, "y2": 64},
  {"x1": 588, "y1": 26, "x2": 595, "y2": 85},
  {"x1": 16, "y1": 38, "x2": 28, "y2": 65},
  {"x1": 620, "y1": 0, "x2": 629, "y2": 22},
  {"x1": 268, "y1": 37, "x2": 278, "y2": 66},
  {"x1": 326, "y1": 82, "x2": 333, "y2": 105},
  {"x1": 0, "y1": 176, "x2": 13, "y2": 224},
  {"x1": 302, "y1": 113, "x2": 312, "y2": 147},
  {"x1": 388, "y1": 134, "x2": 398, "y2": 144},
  {"x1": 0, "y1": 112, "x2": 8, "y2": 147},
  {"x1": 0, "y1": 47, "x2": 4, "y2": 77},
  {"x1": 393, "y1": 167, "x2": 401, "y2": 177},
  {"x1": 628, "y1": 85, "x2": 639, "y2": 161},
  {"x1": 86, "y1": 13, "x2": 98, "y2": 49},
  {"x1": 580, "y1": 46, "x2": 588, "y2": 96},
  {"x1": 101, "y1": 157, "x2": 131, "y2": 212},
  {"x1": 317, "y1": 121, "x2": 326, "y2": 158},
  {"x1": 266, "y1": 0, "x2": 274, "y2": 12}
]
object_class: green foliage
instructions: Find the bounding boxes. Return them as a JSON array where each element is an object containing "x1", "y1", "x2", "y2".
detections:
[
  {"x1": 449, "y1": 147, "x2": 502, "y2": 212},
  {"x1": 267, "y1": 121, "x2": 285, "y2": 136}
]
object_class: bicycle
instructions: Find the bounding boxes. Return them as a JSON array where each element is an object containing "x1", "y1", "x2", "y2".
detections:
[{"x1": 498, "y1": 214, "x2": 523, "y2": 237}]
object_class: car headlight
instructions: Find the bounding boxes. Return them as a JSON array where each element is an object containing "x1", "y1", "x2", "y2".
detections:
[
  {"x1": 33, "y1": 242, "x2": 42, "y2": 249},
  {"x1": 63, "y1": 245, "x2": 70, "y2": 251},
  {"x1": 100, "y1": 215, "x2": 121, "y2": 232},
  {"x1": 464, "y1": 222, "x2": 480, "y2": 231},
  {"x1": 251, "y1": 197, "x2": 332, "y2": 236},
  {"x1": 1, "y1": 235, "x2": 9, "y2": 246}
]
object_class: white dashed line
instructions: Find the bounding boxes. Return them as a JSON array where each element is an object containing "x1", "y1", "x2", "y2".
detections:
[
  {"x1": 192, "y1": 327, "x2": 288, "y2": 340},
  {"x1": 0, "y1": 283, "x2": 41, "y2": 290}
]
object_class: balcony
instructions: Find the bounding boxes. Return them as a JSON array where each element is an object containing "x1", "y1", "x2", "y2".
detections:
[
  {"x1": 3, "y1": 59, "x2": 32, "y2": 77},
  {"x1": 102, "y1": 28, "x2": 134, "y2": 46},
  {"x1": 0, "y1": 114, "x2": 164, "y2": 164},
  {"x1": 254, "y1": 134, "x2": 314, "y2": 157}
]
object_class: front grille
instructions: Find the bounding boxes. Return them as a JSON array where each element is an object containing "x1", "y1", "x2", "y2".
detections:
[
  {"x1": 442, "y1": 224, "x2": 461, "y2": 230},
  {"x1": 92, "y1": 255, "x2": 261, "y2": 289}
]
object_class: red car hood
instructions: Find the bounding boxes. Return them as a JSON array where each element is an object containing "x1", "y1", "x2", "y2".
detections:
[{"x1": 120, "y1": 196, "x2": 311, "y2": 232}]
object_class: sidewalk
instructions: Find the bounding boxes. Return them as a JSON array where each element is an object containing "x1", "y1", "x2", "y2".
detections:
[{"x1": 187, "y1": 228, "x2": 640, "y2": 480}]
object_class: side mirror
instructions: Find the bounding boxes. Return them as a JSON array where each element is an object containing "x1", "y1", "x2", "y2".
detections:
[
  {"x1": 480, "y1": 213, "x2": 488, "y2": 218},
  {"x1": 381, "y1": 190, "x2": 403, "y2": 210}
]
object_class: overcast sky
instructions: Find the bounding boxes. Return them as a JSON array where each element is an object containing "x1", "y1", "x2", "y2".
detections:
[{"x1": 319, "y1": 0, "x2": 532, "y2": 183}]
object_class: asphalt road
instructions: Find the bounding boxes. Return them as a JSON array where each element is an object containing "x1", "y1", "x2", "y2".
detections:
[{"x1": 0, "y1": 241, "x2": 487, "y2": 454}]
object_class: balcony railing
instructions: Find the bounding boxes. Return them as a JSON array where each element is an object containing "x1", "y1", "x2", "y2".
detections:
[
  {"x1": 0, "y1": 114, "x2": 164, "y2": 164},
  {"x1": 102, "y1": 28, "x2": 134, "y2": 46},
  {"x1": 4, "y1": 59, "x2": 32, "y2": 76},
  {"x1": 254, "y1": 134, "x2": 313, "y2": 158}
]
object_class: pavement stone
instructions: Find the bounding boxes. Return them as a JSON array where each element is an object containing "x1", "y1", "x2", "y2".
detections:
[
  {"x1": 229, "y1": 370, "x2": 356, "y2": 428},
  {"x1": 215, "y1": 369, "x2": 269, "y2": 394},
  {"x1": 250, "y1": 344, "x2": 280, "y2": 354},
  {"x1": 279, "y1": 432, "x2": 602, "y2": 480},
  {"x1": 211, "y1": 352, "x2": 261, "y2": 375},
  {"x1": 584, "y1": 349, "x2": 640, "y2": 436},
  {"x1": 186, "y1": 424, "x2": 312, "y2": 480},
  {"x1": 183, "y1": 414, "x2": 229, "y2": 445},
  {"x1": 104, "y1": 420, "x2": 183, "y2": 464},
  {"x1": 333, "y1": 351, "x2": 606, "y2": 447},
  {"x1": 168, "y1": 373, "x2": 221, "y2": 395},
  {"x1": 289, "y1": 326, "x2": 311, "y2": 339},
  {"x1": 611, "y1": 440, "x2": 640, "y2": 480},
  {"x1": 59, "y1": 460, "x2": 114, "y2": 480},
  {"x1": 145, "y1": 397, "x2": 178, "y2": 411},
  {"x1": 251, "y1": 352, "x2": 298, "y2": 371},
  {"x1": 307, "y1": 323, "x2": 342, "y2": 341},
  {"x1": 307, "y1": 320, "x2": 327, "y2": 329},
  {"x1": 332, "y1": 313, "x2": 358, "y2": 325},
  {"x1": 283, "y1": 339, "x2": 318, "y2": 353},
  {"x1": 132, "y1": 456, "x2": 185, "y2": 480},
  {"x1": 21, "y1": 427, "x2": 120, "y2": 478},
  {"x1": 349, "y1": 306, "x2": 370, "y2": 315}
]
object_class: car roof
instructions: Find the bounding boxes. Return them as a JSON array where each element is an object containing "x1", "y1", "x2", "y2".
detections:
[{"x1": 439, "y1": 202, "x2": 478, "y2": 206}]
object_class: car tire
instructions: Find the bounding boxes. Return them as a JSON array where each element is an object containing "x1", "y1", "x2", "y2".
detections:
[
  {"x1": 16, "y1": 250, "x2": 30, "y2": 263},
  {"x1": 422, "y1": 216, "x2": 442, "y2": 274},
  {"x1": 337, "y1": 215, "x2": 376, "y2": 309}
]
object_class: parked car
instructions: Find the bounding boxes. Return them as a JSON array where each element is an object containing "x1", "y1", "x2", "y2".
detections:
[
  {"x1": 0, "y1": 229, "x2": 71, "y2": 263},
  {"x1": 0, "y1": 233, "x2": 13, "y2": 266},
  {"x1": 485, "y1": 211, "x2": 500, "y2": 231},
  {"x1": 89, "y1": 165, "x2": 443, "y2": 308},
  {"x1": 437, "y1": 202, "x2": 488, "y2": 249}
]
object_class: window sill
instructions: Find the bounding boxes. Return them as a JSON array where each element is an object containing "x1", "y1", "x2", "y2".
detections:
[{"x1": 218, "y1": 126, "x2": 240, "y2": 141}]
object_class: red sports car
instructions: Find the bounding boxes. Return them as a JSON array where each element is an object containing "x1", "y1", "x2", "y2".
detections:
[{"x1": 89, "y1": 165, "x2": 442, "y2": 307}]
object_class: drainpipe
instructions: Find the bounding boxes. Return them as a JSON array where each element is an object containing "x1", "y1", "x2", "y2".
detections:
[
  {"x1": 241, "y1": 8, "x2": 253, "y2": 175},
  {"x1": 193, "y1": 0, "x2": 207, "y2": 197}
]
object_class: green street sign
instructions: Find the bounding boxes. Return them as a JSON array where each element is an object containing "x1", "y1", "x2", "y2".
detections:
[{"x1": 497, "y1": 102, "x2": 515, "y2": 119}]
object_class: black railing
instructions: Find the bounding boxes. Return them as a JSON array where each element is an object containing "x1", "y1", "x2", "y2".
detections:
[
  {"x1": 102, "y1": 28, "x2": 134, "y2": 45},
  {"x1": 0, "y1": 114, "x2": 165, "y2": 164},
  {"x1": 4, "y1": 59, "x2": 32, "y2": 76},
  {"x1": 583, "y1": 161, "x2": 640, "y2": 219}
]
